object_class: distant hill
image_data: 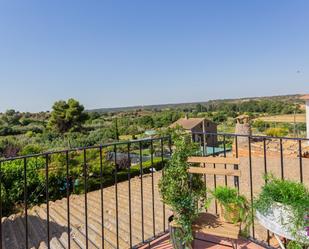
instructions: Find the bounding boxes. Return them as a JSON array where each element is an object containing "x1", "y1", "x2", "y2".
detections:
[{"x1": 88, "y1": 94, "x2": 304, "y2": 113}]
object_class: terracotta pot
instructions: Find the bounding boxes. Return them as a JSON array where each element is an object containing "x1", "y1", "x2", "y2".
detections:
[
  {"x1": 218, "y1": 203, "x2": 241, "y2": 223},
  {"x1": 168, "y1": 215, "x2": 192, "y2": 249}
]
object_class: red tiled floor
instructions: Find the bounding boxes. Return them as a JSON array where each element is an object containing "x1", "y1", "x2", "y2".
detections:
[{"x1": 139, "y1": 233, "x2": 267, "y2": 249}]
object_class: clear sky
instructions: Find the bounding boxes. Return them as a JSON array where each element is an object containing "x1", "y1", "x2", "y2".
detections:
[{"x1": 0, "y1": 1, "x2": 308, "y2": 112}]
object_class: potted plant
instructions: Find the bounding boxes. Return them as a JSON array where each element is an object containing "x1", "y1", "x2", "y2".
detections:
[
  {"x1": 255, "y1": 175, "x2": 309, "y2": 248},
  {"x1": 159, "y1": 136, "x2": 205, "y2": 249},
  {"x1": 211, "y1": 186, "x2": 251, "y2": 235}
]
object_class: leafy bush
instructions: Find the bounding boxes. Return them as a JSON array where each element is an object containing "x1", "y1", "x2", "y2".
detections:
[
  {"x1": 255, "y1": 175, "x2": 309, "y2": 245},
  {"x1": 265, "y1": 127, "x2": 288, "y2": 137},
  {"x1": 252, "y1": 120, "x2": 270, "y2": 132},
  {"x1": 21, "y1": 144, "x2": 44, "y2": 155},
  {"x1": 1, "y1": 147, "x2": 166, "y2": 216}
]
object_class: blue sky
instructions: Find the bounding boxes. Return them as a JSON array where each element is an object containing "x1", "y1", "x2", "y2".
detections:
[{"x1": 0, "y1": 1, "x2": 308, "y2": 112}]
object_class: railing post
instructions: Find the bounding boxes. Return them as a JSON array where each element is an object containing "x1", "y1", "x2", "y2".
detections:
[
  {"x1": 150, "y1": 140, "x2": 155, "y2": 237},
  {"x1": 160, "y1": 138, "x2": 166, "y2": 232},
  {"x1": 127, "y1": 143, "x2": 132, "y2": 248},
  {"x1": 139, "y1": 141, "x2": 145, "y2": 243},
  {"x1": 299, "y1": 140, "x2": 303, "y2": 183},
  {"x1": 234, "y1": 135, "x2": 239, "y2": 190},
  {"x1": 248, "y1": 136, "x2": 255, "y2": 239},
  {"x1": 114, "y1": 145, "x2": 119, "y2": 249},
  {"x1": 0, "y1": 161, "x2": 2, "y2": 249},
  {"x1": 83, "y1": 149, "x2": 88, "y2": 249},
  {"x1": 45, "y1": 154, "x2": 50, "y2": 249},
  {"x1": 223, "y1": 135, "x2": 227, "y2": 186},
  {"x1": 65, "y1": 151, "x2": 71, "y2": 249},
  {"x1": 99, "y1": 146, "x2": 105, "y2": 249},
  {"x1": 23, "y1": 158, "x2": 28, "y2": 249},
  {"x1": 280, "y1": 138, "x2": 284, "y2": 180},
  {"x1": 263, "y1": 138, "x2": 270, "y2": 246}
]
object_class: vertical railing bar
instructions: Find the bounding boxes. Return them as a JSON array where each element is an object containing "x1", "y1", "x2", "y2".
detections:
[
  {"x1": 234, "y1": 135, "x2": 239, "y2": 191},
  {"x1": 299, "y1": 140, "x2": 303, "y2": 183},
  {"x1": 83, "y1": 149, "x2": 88, "y2": 249},
  {"x1": 160, "y1": 138, "x2": 166, "y2": 232},
  {"x1": 202, "y1": 132, "x2": 207, "y2": 212},
  {"x1": 263, "y1": 138, "x2": 270, "y2": 246},
  {"x1": 99, "y1": 146, "x2": 105, "y2": 249},
  {"x1": 204, "y1": 131, "x2": 207, "y2": 156},
  {"x1": 212, "y1": 134, "x2": 217, "y2": 214},
  {"x1": 280, "y1": 138, "x2": 284, "y2": 180},
  {"x1": 202, "y1": 133, "x2": 205, "y2": 156},
  {"x1": 168, "y1": 136, "x2": 172, "y2": 155},
  {"x1": 139, "y1": 141, "x2": 145, "y2": 243},
  {"x1": 66, "y1": 151, "x2": 71, "y2": 249},
  {"x1": 0, "y1": 161, "x2": 2, "y2": 249},
  {"x1": 24, "y1": 158, "x2": 29, "y2": 249},
  {"x1": 223, "y1": 135, "x2": 227, "y2": 186},
  {"x1": 45, "y1": 155, "x2": 50, "y2": 249},
  {"x1": 235, "y1": 135, "x2": 239, "y2": 158},
  {"x1": 263, "y1": 138, "x2": 268, "y2": 179},
  {"x1": 150, "y1": 140, "x2": 156, "y2": 237},
  {"x1": 114, "y1": 145, "x2": 119, "y2": 249},
  {"x1": 248, "y1": 136, "x2": 255, "y2": 239},
  {"x1": 127, "y1": 144, "x2": 132, "y2": 248}
]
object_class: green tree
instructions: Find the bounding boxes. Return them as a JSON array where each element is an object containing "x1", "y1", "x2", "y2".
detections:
[
  {"x1": 212, "y1": 112, "x2": 228, "y2": 123},
  {"x1": 1, "y1": 109, "x2": 21, "y2": 125},
  {"x1": 48, "y1": 99, "x2": 88, "y2": 133}
]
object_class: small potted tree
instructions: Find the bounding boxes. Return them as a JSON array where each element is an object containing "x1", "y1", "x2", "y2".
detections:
[
  {"x1": 255, "y1": 175, "x2": 309, "y2": 248},
  {"x1": 159, "y1": 135, "x2": 205, "y2": 249}
]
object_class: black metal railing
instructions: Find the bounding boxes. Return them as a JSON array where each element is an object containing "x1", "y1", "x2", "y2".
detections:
[
  {"x1": 1, "y1": 132, "x2": 308, "y2": 248},
  {"x1": 192, "y1": 131, "x2": 309, "y2": 247},
  {"x1": 0, "y1": 136, "x2": 172, "y2": 249}
]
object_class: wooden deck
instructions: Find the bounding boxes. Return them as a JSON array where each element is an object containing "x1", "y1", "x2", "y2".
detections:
[{"x1": 138, "y1": 233, "x2": 268, "y2": 249}]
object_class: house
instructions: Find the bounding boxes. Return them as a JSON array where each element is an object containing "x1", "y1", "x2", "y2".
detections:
[{"x1": 169, "y1": 116, "x2": 218, "y2": 146}]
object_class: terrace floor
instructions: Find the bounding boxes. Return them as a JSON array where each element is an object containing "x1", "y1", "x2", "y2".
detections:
[
  {"x1": 4, "y1": 153, "x2": 303, "y2": 248},
  {"x1": 138, "y1": 233, "x2": 268, "y2": 249}
]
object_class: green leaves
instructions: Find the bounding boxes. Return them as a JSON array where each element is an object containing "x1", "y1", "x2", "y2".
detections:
[
  {"x1": 48, "y1": 98, "x2": 88, "y2": 133},
  {"x1": 211, "y1": 186, "x2": 251, "y2": 234},
  {"x1": 255, "y1": 175, "x2": 309, "y2": 243},
  {"x1": 159, "y1": 135, "x2": 205, "y2": 246}
]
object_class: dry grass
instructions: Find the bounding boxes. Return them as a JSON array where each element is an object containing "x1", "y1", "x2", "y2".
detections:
[{"x1": 255, "y1": 114, "x2": 305, "y2": 123}]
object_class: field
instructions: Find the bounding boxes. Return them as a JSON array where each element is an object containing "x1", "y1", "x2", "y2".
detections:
[{"x1": 255, "y1": 113, "x2": 306, "y2": 123}]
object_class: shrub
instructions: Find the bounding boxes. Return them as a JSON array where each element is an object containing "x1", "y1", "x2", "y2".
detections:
[
  {"x1": 265, "y1": 127, "x2": 288, "y2": 137},
  {"x1": 255, "y1": 175, "x2": 309, "y2": 245},
  {"x1": 252, "y1": 120, "x2": 270, "y2": 132},
  {"x1": 21, "y1": 144, "x2": 44, "y2": 155},
  {"x1": 159, "y1": 136, "x2": 205, "y2": 246}
]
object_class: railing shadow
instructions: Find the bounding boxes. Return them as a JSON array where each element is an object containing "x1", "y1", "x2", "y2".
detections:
[{"x1": 2, "y1": 214, "x2": 69, "y2": 249}]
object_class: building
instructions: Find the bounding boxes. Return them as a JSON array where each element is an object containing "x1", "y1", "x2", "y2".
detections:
[{"x1": 169, "y1": 117, "x2": 218, "y2": 146}]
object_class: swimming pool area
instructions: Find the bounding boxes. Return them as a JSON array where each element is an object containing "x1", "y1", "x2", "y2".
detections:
[{"x1": 202, "y1": 146, "x2": 232, "y2": 155}]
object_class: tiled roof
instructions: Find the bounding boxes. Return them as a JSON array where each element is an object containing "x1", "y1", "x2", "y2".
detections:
[{"x1": 169, "y1": 117, "x2": 206, "y2": 130}]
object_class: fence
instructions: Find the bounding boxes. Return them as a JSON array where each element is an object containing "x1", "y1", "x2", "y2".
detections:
[
  {"x1": 0, "y1": 136, "x2": 171, "y2": 249},
  {"x1": 0, "y1": 132, "x2": 308, "y2": 248},
  {"x1": 192, "y1": 131, "x2": 309, "y2": 247}
]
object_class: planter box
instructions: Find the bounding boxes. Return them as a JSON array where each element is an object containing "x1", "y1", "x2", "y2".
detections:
[{"x1": 256, "y1": 203, "x2": 308, "y2": 243}]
